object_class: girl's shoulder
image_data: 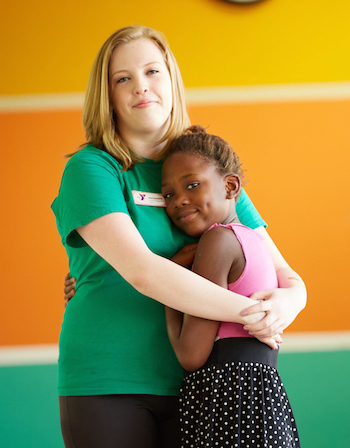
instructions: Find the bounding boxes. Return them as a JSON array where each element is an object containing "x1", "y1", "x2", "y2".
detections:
[
  {"x1": 206, "y1": 222, "x2": 246, "y2": 233},
  {"x1": 194, "y1": 224, "x2": 245, "y2": 286},
  {"x1": 197, "y1": 224, "x2": 242, "y2": 256},
  {"x1": 207, "y1": 222, "x2": 264, "y2": 243}
]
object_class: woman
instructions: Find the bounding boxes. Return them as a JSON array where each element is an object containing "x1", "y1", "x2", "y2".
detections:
[{"x1": 52, "y1": 25, "x2": 306, "y2": 448}]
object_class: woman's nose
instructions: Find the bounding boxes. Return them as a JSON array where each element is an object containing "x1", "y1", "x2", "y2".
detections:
[{"x1": 134, "y1": 79, "x2": 149, "y2": 95}]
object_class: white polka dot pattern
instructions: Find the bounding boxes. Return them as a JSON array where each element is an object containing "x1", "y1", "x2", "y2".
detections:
[{"x1": 179, "y1": 361, "x2": 300, "y2": 448}]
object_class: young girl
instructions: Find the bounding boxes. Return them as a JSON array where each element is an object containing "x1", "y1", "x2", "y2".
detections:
[{"x1": 161, "y1": 126, "x2": 301, "y2": 448}]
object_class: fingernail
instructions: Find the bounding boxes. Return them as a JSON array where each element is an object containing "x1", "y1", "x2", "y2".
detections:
[
  {"x1": 248, "y1": 331, "x2": 254, "y2": 336},
  {"x1": 241, "y1": 311, "x2": 247, "y2": 316},
  {"x1": 243, "y1": 326, "x2": 248, "y2": 331}
]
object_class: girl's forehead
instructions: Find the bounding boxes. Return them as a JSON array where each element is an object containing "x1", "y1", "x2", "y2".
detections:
[
  {"x1": 162, "y1": 152, "x2": 218, "y2": 180},
  {"x1": 165, "y1": 151, "x2": 210, "y2": 167}
]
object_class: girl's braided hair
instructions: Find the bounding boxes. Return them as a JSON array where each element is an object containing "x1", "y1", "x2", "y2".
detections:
[{"x1": 165, "y1": 125, "x2": 244, "y2": 181}]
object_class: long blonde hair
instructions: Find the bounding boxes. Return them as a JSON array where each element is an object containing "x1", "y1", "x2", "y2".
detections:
[{"x1": 80, "y1": 25, "x2": 190, "y2": 170}]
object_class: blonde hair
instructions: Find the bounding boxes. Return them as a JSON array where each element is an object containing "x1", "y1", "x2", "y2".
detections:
[{"x1": 80, "y1": 25, "x2": 190, "y2": 170}]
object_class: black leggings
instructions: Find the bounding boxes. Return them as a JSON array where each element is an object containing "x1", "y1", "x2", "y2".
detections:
[{"x1": 59, "y1": 394, "x2": 181, "y2": 448}]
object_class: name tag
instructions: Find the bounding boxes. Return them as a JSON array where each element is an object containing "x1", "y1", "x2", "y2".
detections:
[{"x1": 132, "y1": 190, "x2": 166, "y2": 207}]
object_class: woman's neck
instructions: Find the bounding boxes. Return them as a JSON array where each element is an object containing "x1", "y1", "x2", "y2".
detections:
[
  {"x1": 124, "y1": 134, "x2": 167, "y2": 159},
  {"x1": 120, "y1": 120, "x2": 170, "y2": 159}
]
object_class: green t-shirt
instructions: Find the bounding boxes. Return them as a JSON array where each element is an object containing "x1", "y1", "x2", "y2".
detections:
[{"x1": 51, "y1": 144, "x2": 266, "y2": 396}]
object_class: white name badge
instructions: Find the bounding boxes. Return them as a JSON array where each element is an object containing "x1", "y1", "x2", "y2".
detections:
[{"x1": 132, "y1": 190, "x2": 166, "y2": 207}]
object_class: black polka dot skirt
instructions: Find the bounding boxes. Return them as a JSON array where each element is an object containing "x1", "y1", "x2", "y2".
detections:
[{"x1": 179, "y1": 338, "x2": 300, "y2": 448}]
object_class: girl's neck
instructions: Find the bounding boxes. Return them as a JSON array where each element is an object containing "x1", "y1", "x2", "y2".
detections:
[
  {"x1": 221, "y1": 206, "x2": 240, "y2": 227},
  {"x1": 227, "y1": 215, "x2": 241, "y2": 225}
]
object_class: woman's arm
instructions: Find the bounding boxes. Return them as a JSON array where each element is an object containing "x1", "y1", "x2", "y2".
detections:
[
  {"x1": 241, "y1": 226, "x2": 307, "y2": 336},
  {"x1": 62, "y1": 244, "x2": 198, "y2": 305},
  {"x1": 76, "y1": 212, "x2": 266, "y2": 324}
]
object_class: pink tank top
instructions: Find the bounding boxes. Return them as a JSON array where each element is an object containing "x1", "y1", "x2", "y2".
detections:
[{"x1": 208, "y1": 223, "x2": 278, "y2": 340}]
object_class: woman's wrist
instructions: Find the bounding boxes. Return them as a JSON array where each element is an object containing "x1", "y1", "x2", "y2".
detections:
[{"x1": 240, "y1": 310, "x2": 266, "y2": 325}]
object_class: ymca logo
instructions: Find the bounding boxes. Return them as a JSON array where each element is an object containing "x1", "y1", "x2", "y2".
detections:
[{"x1": 132, "y1": 190, "x2": 166, "y2": 207}]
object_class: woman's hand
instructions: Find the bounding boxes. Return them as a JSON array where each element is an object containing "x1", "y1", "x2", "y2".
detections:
[
  {"x1": 171, "y1": 243, "x2": 198, "y2": 268},
  {"x1": 64, "y1": 273, "x2": 76, "y2": 307},
  {"x1": 242, "y1": 285, "x2": 305, "y2": 337},
  {"x1": 255, "y1": 332, "x2": 283, "y2": 350}
]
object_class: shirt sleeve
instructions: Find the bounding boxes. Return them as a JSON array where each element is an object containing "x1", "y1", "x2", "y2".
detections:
[
  {"x1": 51, "y1": 148, "x2": 129, "y2": 247},
  {"x1": 236, "y1": 188, "x2": 267, "y2": 230}
]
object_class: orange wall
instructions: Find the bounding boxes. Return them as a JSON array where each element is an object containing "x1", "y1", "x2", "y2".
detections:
[
  {"x1": 1, "y1": 110, "x2": 85, "y2": 345},
  {"x1": 188, "y1": 100, "x2": 350, "y2": 333},
  {"x1": 1, "y1": 0, "x2": 350, "y2": 346},
  {"x1": 1, "y1": 97, "x2": 350, "y2": 345}
]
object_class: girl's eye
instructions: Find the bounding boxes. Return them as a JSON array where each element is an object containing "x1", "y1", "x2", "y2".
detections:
[
  {"x1": 147, "y1": 69, "x2": 159, "y2": 75},
  {"x1": 117, "y1": 77, "x2": 128, "y2": 83},
  {"x1": 187, "y1": 182, "x2": 199, "y2": 190},
  {"x1": 163, "y1": 192, "x2": 173, "y2": 200}
]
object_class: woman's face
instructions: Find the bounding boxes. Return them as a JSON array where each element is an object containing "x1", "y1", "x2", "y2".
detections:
[{"x1": 109, "y1": 38, "x2": 173, "y2": 142}]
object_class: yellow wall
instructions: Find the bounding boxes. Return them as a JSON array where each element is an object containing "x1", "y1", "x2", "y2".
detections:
[
  {"x1": 1, "y1": 0, "x2": 350, "y2": 345},
  {"x1": 2, "y1": 0, "x2": 350, "y2": 94}
]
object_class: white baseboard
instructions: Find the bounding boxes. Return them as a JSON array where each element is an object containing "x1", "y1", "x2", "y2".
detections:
[
  {"x1": 2, "y1": 82, "x2": 350, "y2": 112},
  {"x1": 1, "y1": 331, "x2": 349, "y2": 366}
]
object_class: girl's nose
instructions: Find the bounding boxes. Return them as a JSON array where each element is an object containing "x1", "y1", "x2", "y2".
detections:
[{"x1": 174, "y1": 194, "x2": 190, "y2": 208}]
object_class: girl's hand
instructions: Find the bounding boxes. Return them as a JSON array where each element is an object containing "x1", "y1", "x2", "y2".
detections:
[
  {"x1": 64, "y1": 273, "x2": 76, "y2": 307},
  {"x1": 242, "y1": 287, "x2": 302, "y2": 337},
  {"x1": 171, "y1": 243, "x2": 198, "y2": 268}
]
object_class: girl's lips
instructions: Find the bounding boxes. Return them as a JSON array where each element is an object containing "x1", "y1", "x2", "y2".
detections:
[
  {"x1": 133, "y1": 100, "x2": 156, "y2": 109},
  {"x1": 177, "y1": 210, "x2": 198, "y2": 223}
]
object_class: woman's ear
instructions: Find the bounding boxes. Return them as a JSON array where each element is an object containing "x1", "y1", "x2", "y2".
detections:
[{"x1": 224, "y1": 174, "x2": 241, "y2": 199}]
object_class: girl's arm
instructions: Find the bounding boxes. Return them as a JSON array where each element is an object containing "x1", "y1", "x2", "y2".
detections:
[
  {"x1": 166, "y1": 227, "x2": 280, "y2": 371},
  {"x1": 76, "y1": 213, "x2": 266, "y2": 325},
  {"x1": 166, "y1": 227, "x2": 233, "y2": 371},
  {"x1": 242, "y1": 226, "x2": 307, "y2": 337},
  {"x1": 63, "y1": 273, "x2": 75, "y2": 307}
]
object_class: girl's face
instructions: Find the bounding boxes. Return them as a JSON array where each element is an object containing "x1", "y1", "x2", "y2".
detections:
[
  {"x1": 161, "y1": 152, "x2": 239, "y2": 237},
  {"x1": 109, "y1": 38, "x2": 173, "y2": 143}
]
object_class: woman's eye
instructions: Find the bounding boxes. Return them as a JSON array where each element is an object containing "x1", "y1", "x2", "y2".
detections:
[
  {"x1": 147, "y1": 69, "x2": 159, "y2": 75},
  {"x1": 187, "y1": 183, "x2": 199, "y2": 190}
]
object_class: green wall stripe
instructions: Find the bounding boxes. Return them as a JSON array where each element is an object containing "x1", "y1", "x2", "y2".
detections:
[{"x1": 0, "y1": 351, "x2": 349, "y2": 448}]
